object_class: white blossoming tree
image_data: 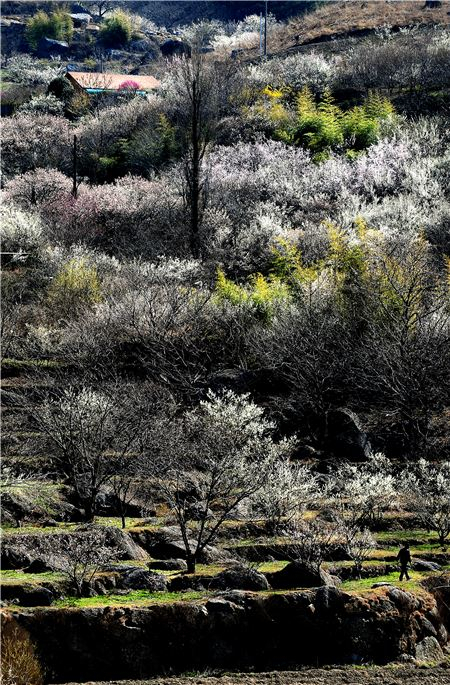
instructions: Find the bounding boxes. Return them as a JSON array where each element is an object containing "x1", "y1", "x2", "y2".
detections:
[{"x1": 144, "y1": 390, "x2": 296, "y2": 573}]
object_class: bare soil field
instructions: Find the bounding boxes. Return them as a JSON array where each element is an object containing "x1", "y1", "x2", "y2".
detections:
[{"x1": 60, "y1": 665, "x2": 450, "y2": 685}]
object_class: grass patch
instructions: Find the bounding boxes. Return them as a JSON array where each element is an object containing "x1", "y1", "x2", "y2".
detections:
[
  {"x1": 1, "y1": 523, "x2": 79, "y2": 535},
  {"x1": 377, "y1": 529, "x2": 442, "y2": 544},
  {"x1": 93, "y1": 516, "x2": 147, "y2": 529},
  {"x1": 0, "y1": 569, "x2": 63, "y2": 584},
  {"x1": 342, "y1": 569, "x2": 432, "y2": 594},
  {"x1": 53, "y1": 589, "x2": 209, "y2": 608}
]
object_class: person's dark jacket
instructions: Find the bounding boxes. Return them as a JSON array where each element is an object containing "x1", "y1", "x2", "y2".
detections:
[{"x1": 397, "y1": 547, "x2": 412, "y2": 566}]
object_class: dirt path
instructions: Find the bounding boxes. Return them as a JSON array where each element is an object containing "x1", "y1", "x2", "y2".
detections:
[{"x1": 60, "y1": 665, "x2": 450, "y2": 685}]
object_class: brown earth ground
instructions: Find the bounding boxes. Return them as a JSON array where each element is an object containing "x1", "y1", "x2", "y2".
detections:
[{"x1": 60, "y1": 665, "x2": 450, "y2": 685}]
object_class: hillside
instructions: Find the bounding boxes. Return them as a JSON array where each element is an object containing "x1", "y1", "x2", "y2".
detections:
[
  {"x1": 241, "y1": 0, "x2": 450, "y2": 56},
  {"x1": 1, "y1": 2, "x2": 450, "y2": 684}
]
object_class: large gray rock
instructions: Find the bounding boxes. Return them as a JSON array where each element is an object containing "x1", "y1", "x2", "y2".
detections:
[
  {"x1": 1, "y1": 584, "x2": 54, "y2": 607},
  {"x1": 325, "y1": 408, "x2": 371, "y2": 461},
  {"x1": 132, "y1": 527, "x2": 233, "y2": 564},
  {"x1": 120, "y1": 569, "x2": 167, "y2": 592},
  {"x1": 83, "y1": 525, "x2": 148, "y2": 561},
  {"x1": 160, "y1": 39, "x2": 191, "y2": 58},
  {"x1": 37, "y1": 38, "x2": 69, "y2": 58},
  {"x1": 1, "y1": 546, "x2": 32, "y2": 570},
  {"x1": 412, "y1": 560, "x2": 441, "y2": 571},
  {"x1": 270, "y1": 560, "x2": 336, "y2": 590},
  {"x1": 415, "y1": 636, "x2": 444, "y2": 662},
  {"x1": 209, "y1": 567, "x2": 270, "y2": 592},
  {"x1": 23, "y1": 558, "x2": 53, "y2": 574}
]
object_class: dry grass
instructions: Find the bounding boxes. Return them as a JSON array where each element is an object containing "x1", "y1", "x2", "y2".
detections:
[
  {"x1": 0, "y1": 615, "x2": 44, "y2": 685},
  {"x1": 244, "y1": 0, "x2": 450, "y2": 56}
]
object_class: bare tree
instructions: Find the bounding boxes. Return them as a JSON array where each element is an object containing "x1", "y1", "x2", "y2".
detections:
[
  {"x1": 30, "y1": 382, "x2": 159, "y2": 522},
  {"x1": 285, "y1": 517, "x2": 341, "y2": 574},
  {"x1": 168, "y1": 53, "x2": 239, "y2": 258},
  {"x1": 109, "y1": 455, "x2": 143, "y2": 529},
  {"x1": 89, "y1": 2, "x2": 116, "y2": 20},
  {"x1": 359, "y1": 237, "x2": 450, "y2": 455},
  {"x1": 144, "y1": 390, "x2": 295, "y2": 573},
  {"x1": 43, "y1": 527, "x2": 117, "y2": 597},
  {"x1": 338, "y1": 523, "x2": 377, "y2": 578}
]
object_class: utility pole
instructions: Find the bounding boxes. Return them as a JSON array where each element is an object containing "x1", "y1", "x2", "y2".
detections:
[
  {"x1": 259, "y1": 12, "x2": 263, "y2": 58},
  {"x1": 264, "y1": 0, "x2": 268, "y2": 57},
  {"x1": 72, "y1": 134, "x2": 78, "y2": 198}
]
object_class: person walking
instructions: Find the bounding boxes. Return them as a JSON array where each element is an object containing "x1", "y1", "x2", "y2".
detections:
[{"x1": 397, "y1": 542, "x2": 412, "y2": 581}]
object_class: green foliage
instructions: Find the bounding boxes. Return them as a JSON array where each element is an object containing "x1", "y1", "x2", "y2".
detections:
[
  {"x1": 47, "y1": 76, "x2": 75, "y2": 103},
  {"x1": 25, "y1": 10, "x2": 73, "y2": 51},
  {"x1": 215, "y1": 268, "x2": 247, "y2": 306},
  {"x1": 47, "y1": 257, "x2": 102, "y2": 316},
  {"x1": 125, "y1": 114, "x2": 179, "y2": 175},
  {"x1": 262, "y1": 86, "x2": 395, "y2": 159},
  {"x1": 215, "y1": 268, "x2": 289, "y2": 322},
  {"x1": 270, "y1": 237, "x2": 321, "y2": 286},
  {"x1": 99, "y1": 10, "x2": 132, "y2": 48}
]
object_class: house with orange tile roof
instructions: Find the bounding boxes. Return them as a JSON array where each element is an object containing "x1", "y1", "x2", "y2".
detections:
[{"x1": 65, "y1": 71, "x2": 161, "y2": 96}]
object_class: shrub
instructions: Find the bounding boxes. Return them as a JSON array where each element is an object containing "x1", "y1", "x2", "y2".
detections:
[
  {"x1": 118, "y1": 79, "x2": 140, "y2": 91},
  {"x1": 6, "y1": 54, "x2": 63, "y2": 87},
  {"x1": 1, "y1": 618, "x2": 43, "y2": 685},
  {"x1": 25, "y1": 9, "x2": 73, "y2": 51},
  {"x1": 99, "y1": 10, "x2": 132, "y2": 48},
  {"x1": 1, "y1": 114, "x2": 71, "y2": 180},
  {"x1": 215, "y1": 269, "x2": 290, "y2": 322},
  {"x1": 1, "y1": 204, "x2": 44, "y2": 254},
  {"x1": 47, "y1": 257, "x2": 102, "y2": 317},
  {"x1": 290, "y1": 87, "x2": 395, "y2": 157},
  {"x1": 248, "y1": 51, "x2": 334, "y2": 94},
  {"x1": 3, "y1": 168, "x2": 72, "y2": 208},
  {"x1": 18, "y1": 93, "x2": 64, "y2": 116},
  {"x1": 47, "y1": 75, "x2": 75, "y2": 103}
]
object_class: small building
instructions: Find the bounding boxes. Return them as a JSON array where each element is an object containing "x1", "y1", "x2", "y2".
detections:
[{"x1": 65, "y1": 71, "x2": 161, "y2": 96}]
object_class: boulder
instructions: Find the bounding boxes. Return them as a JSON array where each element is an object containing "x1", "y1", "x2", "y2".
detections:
[
  {"x1": 205, "y1": 597, "x2": 243, "y2": 614},
  {"x1": 23, "y1": 558, "x2": 53, "y2": 574},
  {"x1": 387, "y1": 587, "x2": 419, "y2": 612},
  {"x1": 325, "y1": 408, "x2": 371, "y2": 461},
  {"x1": 270, "y1": 561, "x2": 337, "y2": 590},
  {"x1": 209, "y1": 567, "x2": 269, "y2": 592},
  {"x1": 160, "y1": 39, "x2": 191, "y2": 58},
  {"x1": 2, "y1": 584, "x2": 54, "y2": 607},
  {"x1": 148, "y1": 559, "x2": 188, "y2": 571},
  {"x1": 132, "y1": 527, "x2": 233, "y2": 564},
  {"x1": 169, "y1": 575, "x2": 208, "y2": 592},
  {"x1": 95, "y1": 492, "x2": 143, "y2": 518},
  {"x1": 70, "y1": 13, "x2": 91, "y2": 27},
  {"x1": 120, "y1": 569, "x2": 167, "y2": 592},
  {"x1": 37, "y1": 38, "x2": 69, "y2": 58},
  {"x1": 129, "y1": 39, "x2": 154, "y2": 52},
  {"x1": 1, "y1": 547, "x2": 32, "y2": 570},
  {"x1": 412, "y1": 560, "x2": 441, "y2": 571},
  {"x1": 415, "y1": 636, "x2": 444, "y2": 662},
  {"x1": 87, "y1": 525, "x2": 148, "y2": 561},
  {"x1": 0, "y1": 491, "x2": 45, "y2": 525},
  {"x1": 22, "y1": 585, "x2": 54, "y2": 607},
  {"x1": 186, "y1": 502, "x2": 213, "y2": 521}
]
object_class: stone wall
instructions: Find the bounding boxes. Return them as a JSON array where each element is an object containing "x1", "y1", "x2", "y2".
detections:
[{"x1": 8, "y1": 586, "x2": 447, "y2": 683}]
